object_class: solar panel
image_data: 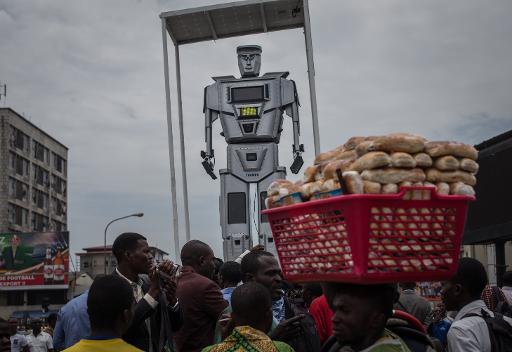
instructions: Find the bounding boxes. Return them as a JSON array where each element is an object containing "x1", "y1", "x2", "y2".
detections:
[{"x1": 161, "y1": 0, "x2": 304, "y2": 45}]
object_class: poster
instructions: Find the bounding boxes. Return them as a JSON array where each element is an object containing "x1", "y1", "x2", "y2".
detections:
[{"x1": 0, "y1": 232, "x2": 69, "y2": 289}]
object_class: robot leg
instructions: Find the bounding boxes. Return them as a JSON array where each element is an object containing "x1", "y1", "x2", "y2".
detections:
[
  {"x1": 219, "y1": 168, "x2": 252, "y2": 261},
  {"x1": 257, "y1": 166, "x2": 286, "y2": 257}
]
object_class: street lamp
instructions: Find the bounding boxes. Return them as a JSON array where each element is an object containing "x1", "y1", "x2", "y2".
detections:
[{"x1": 103, "y1": 213, "x2": 144, "y2": 274}]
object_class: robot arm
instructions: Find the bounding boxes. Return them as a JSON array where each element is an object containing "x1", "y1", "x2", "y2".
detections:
[
  {"x1": 201, "y1": 108, "x2": 218, "y2": 179},
  {"x1": 285, "y1": 82, "x2": 304, "y2": 174}
]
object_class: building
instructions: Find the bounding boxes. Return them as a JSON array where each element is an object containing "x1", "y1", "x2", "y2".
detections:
[
  {"x1": 0, "y1": 107, "x2": 68, "y2": 320},
  {"x1": 0, "y1": 107, "x2": 68, "y2": 233},
  {"x1": 76, "y1": 245, "x2": 169, "y2": 278},
  {"x1": 464, "y1": 129, "x2": 512, "y2": 286}
]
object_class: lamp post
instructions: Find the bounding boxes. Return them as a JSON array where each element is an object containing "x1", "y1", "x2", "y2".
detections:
[{"x1": 103, "y1": 213, "x2": 144, "y2": 274}]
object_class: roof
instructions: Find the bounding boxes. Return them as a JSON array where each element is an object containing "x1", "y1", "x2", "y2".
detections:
[
  {"x1": 160, "y1": 0, "x2": 305, "y2": 45},
  {"x1": 0, "y1": 107, "x2": 69, "y2": 150}
]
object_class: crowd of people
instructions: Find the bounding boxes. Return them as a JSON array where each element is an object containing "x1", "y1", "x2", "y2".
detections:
[{"x1": 2, "y1": 232, "x2": 512, "y2": 352}]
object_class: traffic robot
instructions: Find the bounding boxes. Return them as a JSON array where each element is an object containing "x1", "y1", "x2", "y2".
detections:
[{"x1": 201, "y1": 45, "x2": 304, "y2": 260}]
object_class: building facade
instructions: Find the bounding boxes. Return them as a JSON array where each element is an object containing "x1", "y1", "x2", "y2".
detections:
[
  {"x1": 0, "y1": 108, "x2": 68, "y2": 233},
  {"x1": 0, "y1": 107, "x2": 68, "y2": 320}
]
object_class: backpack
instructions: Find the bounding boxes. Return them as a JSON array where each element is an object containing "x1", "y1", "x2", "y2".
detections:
[{"x1": 462, "y1": 308, "x2": 512, "y2": 352}]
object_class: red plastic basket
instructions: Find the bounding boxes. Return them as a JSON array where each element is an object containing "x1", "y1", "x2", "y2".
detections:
[{"x1": 262, "y1": 186, "x2": 474, "y2": 284}]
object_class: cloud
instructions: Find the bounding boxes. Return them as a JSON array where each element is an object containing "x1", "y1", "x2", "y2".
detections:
[{"x1": 2, "y1": 0, "x2": 512, "y2": 262}]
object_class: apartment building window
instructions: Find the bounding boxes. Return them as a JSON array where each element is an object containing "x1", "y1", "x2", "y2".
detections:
[
  {"x1": 8, "y1": 177, "x2": 28, "y2": 202},
  {"x1": 32, "y1": 189, "x2": 49, "y2": 210},
  {"x1": 53, "y1": 153, "x2": 66, "y2": 175},
  {"x1": 33, "y1": 164, "x2": 50, "y2": 187},
  {"x1": 9, "y1": 152, "x2": 30, "y2": 177},
  {"x1": 8, "y1": 203, "x2": 29, "y2": 227},
  {"x1": 51, "y1": 197, "x2": 67, "y2": 217},
  {"x1": 52, "y1": 175, "x2": 66, "y2": 196},
  {"x1": 31, "y1": 213, "x2": 49, "y2": 232},
  {"x1": 53, "y1": 220, "x2": 66, "y2": 232},
  {"x1": 33, "y1": 141, "x2": 49, "y2": 164},
  {"x1": 10, "y1": 126, "x2": 30, "y2": 153}
]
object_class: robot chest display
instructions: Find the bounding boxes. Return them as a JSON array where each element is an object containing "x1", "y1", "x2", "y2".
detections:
[{"x1": 216, "y1": 80, "x2": 283, "y2": 141}]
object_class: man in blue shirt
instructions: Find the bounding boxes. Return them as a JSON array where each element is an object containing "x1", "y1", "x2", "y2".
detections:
[
  {"x1": 219, "y1": 261, "x2": 242, "y2": 304},
  {"x1": 53, "y1": 291, "x2": 90, "y2": 349}
]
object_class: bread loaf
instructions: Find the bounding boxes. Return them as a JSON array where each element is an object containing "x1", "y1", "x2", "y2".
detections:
[
  {"x1": 390, "y1": 152, "x2": 416, "y2": 168},
  {"x1": 460, "y1": 158, "x2": 479, "y2": 173},
  {"x1": 322, "y1": 179, "x2": 341, "y2": 192},
  {"x1": 355, "y1": 141, "x2": 374, "y2": 157},
  {"x1": 426, "y1": 169, "x2": 477, "y2": 186},
  {"x1": 411, "y1": 182, "x2": 423, "y2": 200},
  {"x1": 344, "y1": 136, "x2": 376, "y2": 150},
  {"x1": 450, "y1": 182, "x2": 475, "y2": 196},
  {"x1": 267, "y1": 179, "x2": 293, "y2": 196},
  {"x1": 434, "y1": 155, "x2": 460, "y2": 171},
  {"x1": 314, "y1": 150, "x2": 338, "y2": 165},
  {"x1": 361, "y1": 168, "x2": 426, "y2": 184},
  {"x1": 368, "y1": 133, "x2": 426, "y2": 154},
  {"x1": 413, "y1": 153, "x2": 433, "y2": 168},
  {"x1": 363, "y1": 181, "x2": 382, "y2": 194},
  {"x1": 300, "y1": 180, "x2": 324, "y2": 199},
  {"x1": 425, "y1": 141, "x2": 478, "y2": 160},
  {"x1": 323, "y1": 159, "x2": 354, "y2": 179},
  {"x1": 334, "y1": 149, "x2": 358, "y2": 162},
  {"x1": 350, "y1": 152, "x2": 391, "y2": 172},
  {"x1": 303, "y1": 165, "x2": 320, "y2": 183},
  {"x1": 265, "y1": 195, "x2": 281, "y2": 209},
  {"x1": 342, "y1": 171, "x2": 364, "y2": 194},
  {"x1": 435, "y1": 182, "x2": 450, "y2": 195},
  {"x1": 382, "y1": 183, "x2": 398, "y2": 194}
]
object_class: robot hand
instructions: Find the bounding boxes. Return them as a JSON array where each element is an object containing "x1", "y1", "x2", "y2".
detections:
[
  {"x1": 201, "y1": 150, "x2": 217, "y2": 179},
  {"x1": 290, "y1": 144, "x2": 304, "y2": 174}
]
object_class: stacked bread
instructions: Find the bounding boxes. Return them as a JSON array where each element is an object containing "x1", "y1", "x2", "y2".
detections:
[{"x1": 266, "y1": 133, "x2": 478, "y2": 208}]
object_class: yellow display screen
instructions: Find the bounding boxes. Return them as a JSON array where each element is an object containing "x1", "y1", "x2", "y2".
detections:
[{"x1": 239, "y1": 107, "x2": 258, "y2": 117}]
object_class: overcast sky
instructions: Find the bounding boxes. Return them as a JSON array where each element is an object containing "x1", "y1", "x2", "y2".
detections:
[{"x1": 1, "y1": 0, "x2": 511, "y2": 265}]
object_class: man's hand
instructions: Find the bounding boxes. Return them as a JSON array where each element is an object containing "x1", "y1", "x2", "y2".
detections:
[
  {"x1": 268, "y1": 314, "x2": 304, "y2": 341},
  {"x1": 148, "y1": 267, "x2": 161, "y2": 299},
  {"x1": 218, "y1": 313, "x2": 234, "y2": 340},
  {"x1": 161, "y1": 278, "x2": 178, "y2": 306}
]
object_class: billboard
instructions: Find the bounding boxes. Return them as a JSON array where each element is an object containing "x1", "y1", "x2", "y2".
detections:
[{"x1": 0, "y1": 232, "x2": 69, "y2": 289}]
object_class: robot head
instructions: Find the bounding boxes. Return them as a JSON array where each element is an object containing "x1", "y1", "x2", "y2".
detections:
[{"x1": 237, "y1": 45, "x2": 262, "y2": 77}]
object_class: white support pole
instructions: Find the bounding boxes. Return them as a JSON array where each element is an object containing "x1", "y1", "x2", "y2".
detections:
[
  {"x1": 303, "y1": 0, "x2": 321, "y2": 156},
  {"x1": 174, "y1": 44, "x2": 191, "y2": 242},
  {"x1": 161, "y1": 18, "x2": 181, "y2": 261}
]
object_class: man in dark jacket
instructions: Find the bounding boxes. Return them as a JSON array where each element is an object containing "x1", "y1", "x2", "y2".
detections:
[
  {"x1": 112, "y1": 232, "x2": 182, "y2": 352},
  {"x1": 241, "y1": 251, "x2": 321, "y2": 352},
  {"x1": 174, "y1": 240, "x2": 229, "y2": 352}
]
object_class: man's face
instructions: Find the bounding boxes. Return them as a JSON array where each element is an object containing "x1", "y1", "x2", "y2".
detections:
[
  {"x1": 11, "y1": 235, "x2": 20, "y2": 246},
  {"x1": 198, "y1": 249, "x2": 216, "y2": 280},
  {"x1": 441, "y1": 280, "x2": 460, "y2": 311},
  {"x1": 238, "y1": 53, "x2": 261, "y2": 77},
  {"x1": 330, "y1": 293, "x2": 378, "y2": 348},
  {"x1": 252, "y1": 256, "x2": 283, "y2": 300},
  {"x1": 127, "y1": 240, "x2": 154, "y2": 275}
]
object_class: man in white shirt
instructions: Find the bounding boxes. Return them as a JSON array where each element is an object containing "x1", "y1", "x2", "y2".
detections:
[
  {"x1": 26, "y1": 322, "x2": 53, "y2": 352},
  {"x1": 501, "y1": 271, "x2": 512, "y2": 304},
  {"x1": 442, "y1": 257, "x2": 512, "y2": 352},
  {"x1": 9, "y1": 322, "x2": 29, "y2": 352}
]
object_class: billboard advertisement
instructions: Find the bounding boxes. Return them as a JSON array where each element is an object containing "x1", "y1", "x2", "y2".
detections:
[{"x1": 0, "y1": 232, "x2": 69, "y2": 289}]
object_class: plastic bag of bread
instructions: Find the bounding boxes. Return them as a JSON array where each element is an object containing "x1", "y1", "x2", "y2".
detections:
[{"x1": 323, "y1": 159, "x2": 354, "y2": 179}]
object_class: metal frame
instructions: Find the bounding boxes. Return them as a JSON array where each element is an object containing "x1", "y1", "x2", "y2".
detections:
[{"x1": 160, "y1": 0, "x2": 319, "y2": 260}]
